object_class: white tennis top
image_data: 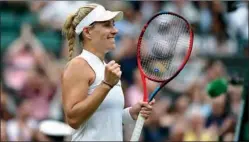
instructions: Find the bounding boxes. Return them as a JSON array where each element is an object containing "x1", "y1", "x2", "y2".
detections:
[{"x1": 71, "y1": 49, "x2": 133, "y2": 141}]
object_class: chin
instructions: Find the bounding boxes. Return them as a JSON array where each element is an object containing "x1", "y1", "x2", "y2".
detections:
[
  {"x1": 112, "y1": 45, "x2": 116, "y2": 49},
  {"x1": 104, "y1": 46, "x2": 116, "y2": 53},
  {"x1": 109, "y1": 44, "x2": 116, "y2": 50}
]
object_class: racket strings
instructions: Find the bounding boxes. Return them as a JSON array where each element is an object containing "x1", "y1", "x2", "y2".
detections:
[
  {"x1": 140, "y1": 14, "x2": 190, "y2": 81},
  {"x1": 166, "y1": 18, "x2": 186, "y2": 77}
]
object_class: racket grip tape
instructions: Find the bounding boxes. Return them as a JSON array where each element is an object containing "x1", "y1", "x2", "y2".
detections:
[{"x1": 130, "y1": 113, "x2": 145, "y2": 141}]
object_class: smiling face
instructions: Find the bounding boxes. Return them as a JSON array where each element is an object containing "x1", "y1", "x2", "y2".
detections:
[{"x1": 86, "y1": 20, "x2": 118, "y2": 53}]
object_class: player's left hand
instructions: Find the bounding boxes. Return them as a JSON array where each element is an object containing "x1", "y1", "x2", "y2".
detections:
[{"x1": 130, "y1": 99, "x2": 155, "y2": 120}]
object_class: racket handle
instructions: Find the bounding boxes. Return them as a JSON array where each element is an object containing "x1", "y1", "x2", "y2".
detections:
[{"x1": 130, "y1": 113, "x2": 145, "y2": 141}]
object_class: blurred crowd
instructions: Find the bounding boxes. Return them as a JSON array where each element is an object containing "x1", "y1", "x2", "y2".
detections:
[{"x1": 0, "y1": 1, "x2": 248, "y2": 141}]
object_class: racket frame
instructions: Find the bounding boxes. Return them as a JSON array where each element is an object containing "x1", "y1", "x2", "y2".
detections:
[
  {"x1": 131, "y1": 12, "x2": 194, "y2": 141},
  {"x1": 137, "y1": 11, "x2": 194, "y2": 102}
]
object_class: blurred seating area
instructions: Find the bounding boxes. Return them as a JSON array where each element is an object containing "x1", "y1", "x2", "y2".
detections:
[{"x1": 0, "y1": 1, "x2": 248, "y2": 141}]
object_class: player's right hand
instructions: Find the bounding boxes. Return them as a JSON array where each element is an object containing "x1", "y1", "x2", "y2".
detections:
[{"x1": 104, "y1": 60, "x2": 122, "y2": 87}]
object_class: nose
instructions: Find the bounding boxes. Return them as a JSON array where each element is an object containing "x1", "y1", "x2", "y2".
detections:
[{"x1": 111, "y1": 26, "x2": 118, "y2": 35}]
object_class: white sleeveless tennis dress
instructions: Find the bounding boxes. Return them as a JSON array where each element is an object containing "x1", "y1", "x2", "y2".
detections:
[{"x1": 71, "y1": 49, "x2": 134, "y2": 141}]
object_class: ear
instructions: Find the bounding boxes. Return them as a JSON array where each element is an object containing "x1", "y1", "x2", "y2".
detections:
[{"x1": 82, "y1": 27, "x2": 92, "y2": 40}]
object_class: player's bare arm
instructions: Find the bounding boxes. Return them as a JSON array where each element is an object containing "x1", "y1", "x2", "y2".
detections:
[{"x1": 62, "y1": 58, "x2": 121, "y2": 129}]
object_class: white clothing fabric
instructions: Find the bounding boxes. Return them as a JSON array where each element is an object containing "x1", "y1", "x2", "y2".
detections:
[{"x1": 71, "y1": 49, "x2": 134, "y2": 141}]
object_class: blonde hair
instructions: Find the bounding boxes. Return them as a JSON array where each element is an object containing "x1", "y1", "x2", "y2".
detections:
[{"x1": 62, "y1": 3, "x2": 99, "y2": 61}]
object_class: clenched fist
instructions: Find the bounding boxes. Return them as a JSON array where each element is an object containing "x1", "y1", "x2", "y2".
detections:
[{"x1": 104, "y1": 60, "x2": 122, "y2": 87}]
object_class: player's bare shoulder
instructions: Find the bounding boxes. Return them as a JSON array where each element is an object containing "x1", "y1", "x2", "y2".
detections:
[{"x1": 62, "y1": 57, "x2": 95, "y2": 83}]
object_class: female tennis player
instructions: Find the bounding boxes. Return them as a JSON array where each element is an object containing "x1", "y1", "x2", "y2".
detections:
[{"x1": 61, "y1": 3, "x2": 155, "y2": 141}]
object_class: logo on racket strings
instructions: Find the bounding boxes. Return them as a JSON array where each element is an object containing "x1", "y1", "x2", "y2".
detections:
[{"x1": 154, "y1": 68, "x2": 160, "y2": 72}]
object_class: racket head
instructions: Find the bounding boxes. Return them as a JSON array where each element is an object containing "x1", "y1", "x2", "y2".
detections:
[{"x1": 137, "y1": 12, "x2": 194, "y2": 83}]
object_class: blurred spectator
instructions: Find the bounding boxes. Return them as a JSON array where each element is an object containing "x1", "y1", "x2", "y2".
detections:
[
  {"x1": 3, "y1": 23, "x2": 61, "y2": 120},
  {"x1": 1, "y1": 119, "x2": 8, "y2": 141},
  {"x1": 142, "y1": 98, "x2": 170, "y2": 142},
  {"x1": 162, "y1": 1, "x2": 200, "y2": 24},
  {"x1": 205, "y1": 94, "x2": 236, "y2": 138},
  {"x1": 186, "y1": 82, "x2": 212, "y2": 118},
  {"x1": 183, "y1": 105, "x2": 217, "y2": 141},
  {"x1": 139, "y1": 1, "x2": 162, "y2": 22},
  {"x1": 206, "y1": 95, "x2": 227, "y2": 128},
  {"x1": 1, "y1": 90, "x2": 14, "y2": 121},
  {"x1": 20, "y1": 67, "x2": 56, "y2": 121},
  {"x1": 3, "y1": 23, "x2": 46, "y2": 93},
  {"x1": 47, "y1": 84, "x2": 64, "y2": 121},
  {"x1": 125, "y1": 68, "x2": 157, "y2": 107},
  {"x1": 223, "y1": 132, "x2": 235, "y2": 141},
  {"x1": 167, "y1": 119, "x2": 186, "y2": 141},
  {"x1": 6, "y1": 99, "x2": 38, "y2": 141},
  {"x1": 30, "y1": 1, "x2": 90, "y2": 30},
  {"x1": 211, "y1": 1, "x2": 237, "y2": 55},
  {"x1": 227, "y1": 2, "x2": 248, "y2": 42},
  {"x1": 199, "y1": 1, "x2": 238, "y2": 56},
  {"x1": 228, "y1": 85, "x2": 243, "y2": 117},
  {"x1": 198, "y1": 1, "x2": 212, "y2": 36},
  {"x1": 198, "y1": 60, "x2": 227, "y2": 89},
  {"x1": 125, "y1": 68, "x2": 143, "y2": 107},
  {"x1": 173, "y1": 95, "x2": 191, "y2": 117},
  {"x1": 159, "y1": 95, "x2": 189, "y2": 131},
  {"x1": 159, "y1": 96, "x2": 188, "y2": 141},
  {"x1": 164, "y1": 58, "x2": 206, "y2": 93}
]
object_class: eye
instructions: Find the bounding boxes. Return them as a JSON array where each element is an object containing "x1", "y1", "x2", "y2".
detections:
[
  {"x1": 102, "y1": 21, "x2": 115, "y2": 28},
  {"x1": 103, "y1": 22, "x2": 110, "y2": 27},
  {"x1": 111, "y1": 20, "x2": 115, "y2": 26}
]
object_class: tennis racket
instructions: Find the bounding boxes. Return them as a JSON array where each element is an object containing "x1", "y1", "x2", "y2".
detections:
[{"x1": 130, "y1": 12, "x2": 194, "y2": 141}]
